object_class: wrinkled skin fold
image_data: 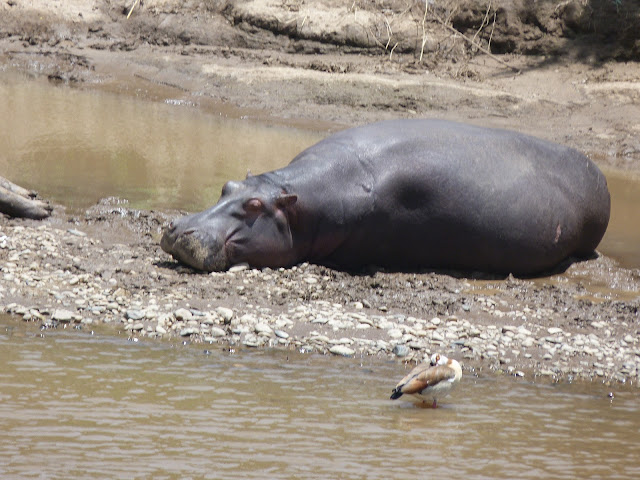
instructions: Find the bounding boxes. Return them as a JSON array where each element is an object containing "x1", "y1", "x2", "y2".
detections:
[{"x1": 161, "y1": 119, "x2": 611, "y2": 276}]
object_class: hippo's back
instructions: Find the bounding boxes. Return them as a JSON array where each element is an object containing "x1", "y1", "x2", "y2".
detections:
[{"x1": 287, "y1": 119, "x2": 610, "y2": 274}]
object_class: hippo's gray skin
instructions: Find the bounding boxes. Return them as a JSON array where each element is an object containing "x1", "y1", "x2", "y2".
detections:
[{"x1": 161, "y1": 119, "x2": 610, "y2": 276}]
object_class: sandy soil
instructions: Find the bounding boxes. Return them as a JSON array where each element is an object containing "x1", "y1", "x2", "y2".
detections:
[{"x1": 1, "y1": 0, "x2": 639, "y2": 383}]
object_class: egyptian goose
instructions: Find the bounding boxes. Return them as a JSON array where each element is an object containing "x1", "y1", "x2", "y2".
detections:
[{"x1": 390, "y1": 353, "x2": 462, "y2": 407}]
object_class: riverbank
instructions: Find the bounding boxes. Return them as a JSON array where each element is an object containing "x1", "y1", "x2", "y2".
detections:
[
  {"x1": 1, "y1": 203, "x2": 639, "y2": 386},
  {"x1": 1, "y1": 1, "x2": 639, "y2": 385}
]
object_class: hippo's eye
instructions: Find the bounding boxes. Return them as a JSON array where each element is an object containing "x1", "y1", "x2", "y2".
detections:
[{"x1": 243, "y1": 198, "x2": 264, "y2": 213}]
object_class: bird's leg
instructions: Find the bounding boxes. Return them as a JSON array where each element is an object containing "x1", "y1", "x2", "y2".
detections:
[{"x1": 432, "y1": 399, "x2": 437, "y2": 408}]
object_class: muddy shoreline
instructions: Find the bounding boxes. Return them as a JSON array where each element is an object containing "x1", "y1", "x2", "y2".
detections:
[
  {"x1": 1, "y1": 1, "x2": 639, "y2": 386},
  {"x1": 2, "y1": 205, "x2": 639, "y2": 387}
]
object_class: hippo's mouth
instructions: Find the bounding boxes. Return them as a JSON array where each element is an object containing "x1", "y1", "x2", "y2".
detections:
[{"x1": 160, "y1": 224, "x2": 228, "y2": 272}]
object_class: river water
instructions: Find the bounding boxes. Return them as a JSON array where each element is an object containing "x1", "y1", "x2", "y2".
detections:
[
  {"x1": 0, "y1": 71, "x2": 639, "y2": 268},
  {"x1": 1, "y1": 318, "x2": 639, "y2": 480}
]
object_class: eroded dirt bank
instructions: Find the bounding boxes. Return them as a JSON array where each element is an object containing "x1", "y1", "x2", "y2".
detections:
[{"x1": 1, "y1": 1, "x2": 639, "y2": 385}]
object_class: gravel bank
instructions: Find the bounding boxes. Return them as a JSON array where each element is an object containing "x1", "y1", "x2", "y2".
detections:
[{"x1": 1, "y1": 206, "x2": 639, "y2": 387}]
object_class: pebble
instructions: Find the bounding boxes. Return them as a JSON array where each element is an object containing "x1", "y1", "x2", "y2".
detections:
[
  {"x1": 52, "y1": 309, "x2": 74, "y2": 322},
  {"x1": 125, "y1": 309, "x2": 145, "y2": 320},
  {"x1": 174, "y1": 308, "x2": 193, "y2": 321},
  {"x1": 180, "y1": 327, "x2": 199, "y2": 337},
  {"x1": 274, "y1": 330, "x2": 289, "y2": 339},
  {"x1": 216, "y1": 307, "x2": 234, "y2": 323},
  {"x1": 392, "y1": 344, "x2": 410, "y2": 357},
  {"x1": 243, "y1": 334, "x2": 261, "y2": 347},
  {"x1": 387, "y1": 328, "x2": 402, "y2": 339},
  {"x1": 329, "y1": 345, "x2": 355, "y2": 357},
  {"x1": 228, "y1": 264, "x2": 248, "y2": 273},
  {"x1": 255, "y1": 323, "x2": 273, "y2": 336},
  {"x1": 210, "y1": 327, "x2": 227, "y2": 337}
]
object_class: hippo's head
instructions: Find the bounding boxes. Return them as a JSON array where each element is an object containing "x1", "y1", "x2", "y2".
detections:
[{"x1": 161, "y1": 178, "x2": 298, "y2": 271}]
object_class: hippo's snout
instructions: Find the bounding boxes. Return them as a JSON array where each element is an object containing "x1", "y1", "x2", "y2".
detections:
[{"x1": 161, "y1": 218, "x2": 228, "y2": 272}]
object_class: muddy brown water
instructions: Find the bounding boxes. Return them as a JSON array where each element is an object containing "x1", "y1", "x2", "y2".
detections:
[
  {"x1": 1, "y1": 318, "x2": 639, "y2": 480},
  {"x1": 1, "y1": 72, "x2": 639, "y2": 268},
  {"x1": 0, "y1": 71, "x2": 324, "y2": 213}
]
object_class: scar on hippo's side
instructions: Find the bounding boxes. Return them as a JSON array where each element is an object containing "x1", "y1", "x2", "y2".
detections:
[{"x1": 554, "y1": 223, "x2": 562, "y2": 244}]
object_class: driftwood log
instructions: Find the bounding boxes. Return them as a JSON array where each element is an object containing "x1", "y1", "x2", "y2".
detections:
[{"x1": 0, "y1": 176, "x2": 52, "y2": 219}]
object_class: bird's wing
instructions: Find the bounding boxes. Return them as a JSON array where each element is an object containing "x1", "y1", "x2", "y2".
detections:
[{"x1": 397, "y1": 365, "x2": 456, "y2": 395}]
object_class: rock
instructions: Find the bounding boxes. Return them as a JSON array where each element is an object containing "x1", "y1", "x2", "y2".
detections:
[
  {"x1": 432, "y1": 331, "x2": 444, "y2": 342},
  {"x1": 228, "y1": 263, "x2": 248, "y2": 272},
  {"x1": 52, "y1": 309, "x2": 74, "y2": 322},
  {"x1": 329, "y1": 345, "x2": 355, "y2": 357},
  {"x1": 210, "y1": 327, "x2": 227, "y2": 337},
  {"x1": 216, "y1": 307, "x2": 234, "y2": 323},
  {"x1": 255, "y1": 323, "x2": 273, "y2": 336},
  {"x1": 387, "y1": 328, "x2": 403, "y2": 339},
  {"x1": 274, "y1": 330, "x2": 289, "y2": 339},
  {"x1": 547, "y1": 327, "x2": 564, "y2": 335},
  {"x1": 392, "y1": 344, "x2": 410, "y2": 357},
  {"x1": 174, "y1": 308, "x2": 193, "y2": 321},
  {"x1": 179, "y1": 327, "x2": 198, "y2": 337},
  {"x1": 243, "y1": 334, "x2": 261, "y2": 347},
  {"x1": 125, "y1": 309, "x2": 145, "y2": 320}
]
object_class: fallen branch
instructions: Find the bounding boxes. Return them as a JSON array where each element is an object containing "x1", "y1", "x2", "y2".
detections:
[
  {"x1": 127, "y1": 0, "x2": 141, "y2": 20},
  {"x1": 0, "y1": 176, "x2": 52, "y2": 219},
  {"x1": 431, "y1": 10, "x2": 520, "y2": 74},
  {"x1": 419, "y1": 0, "x2": 429, "y2": 62}
]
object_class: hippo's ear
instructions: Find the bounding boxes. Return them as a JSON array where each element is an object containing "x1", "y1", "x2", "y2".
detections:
[
  {"x1": 276, "y1": 194, "x2": 297, "y2": 209},
  {"x1": 246, "y1": 170, "x2": 253, "y2": 179}
]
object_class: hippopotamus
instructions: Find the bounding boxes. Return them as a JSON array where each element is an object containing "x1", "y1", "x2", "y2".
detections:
[{"x1": 161, "y1": 119, "x2": 610, "y2": 276}]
